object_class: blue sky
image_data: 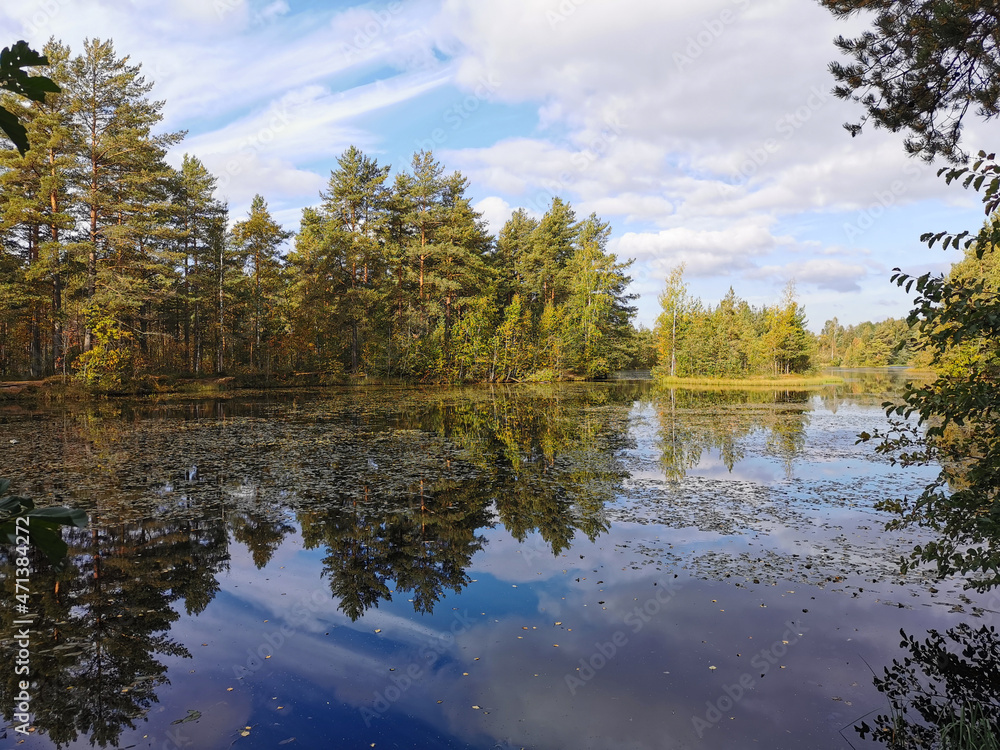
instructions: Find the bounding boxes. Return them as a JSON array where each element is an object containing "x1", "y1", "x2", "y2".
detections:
[{"x1": 5, "y1": 0, "x2": 997, "y2": 330}]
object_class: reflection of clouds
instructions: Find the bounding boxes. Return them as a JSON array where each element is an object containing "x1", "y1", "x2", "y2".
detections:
[
  {"x1": 23, "y1": 381, "x2": 998, "y2": 749},
  {"x1": 141, "y1": 677, "x2": 253, "y2": 749},
  {"x1": 108, "y1": 485, "x2": 997, "y2": 749},
  {"x1": 218, "y1": 531, "x2": 455, "y2": 642},
  {"x1": 689, "y1": 448, "x2": 784, "y2": 484},
  {"x1": 188, "y1": 526, "x2": 991, "y2": 750}
]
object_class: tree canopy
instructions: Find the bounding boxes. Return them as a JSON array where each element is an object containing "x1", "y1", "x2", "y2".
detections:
[
  {"x1": 0, "y1": 40, "x2": 60, "y2": 155},
  {"x1": 863, "y1": 156, "x2": 1000, "y2": 590},
  {"x1": 653, "y1": 268, "x2": 815, "y2": 379},
  {"x1": 822, "y1": 0, "x2": 1000, "y2": 162},
  {"x1": 0, "y1": 38, "x2": 643, "y2": 386}
]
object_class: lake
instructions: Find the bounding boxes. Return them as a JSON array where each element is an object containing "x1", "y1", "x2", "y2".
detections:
[{"x1": 2, "y1": 373, "x2": 996, "y2": 749}]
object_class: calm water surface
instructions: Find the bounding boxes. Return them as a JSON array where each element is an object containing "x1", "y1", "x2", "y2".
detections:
[{"x1": 2, "y1": 374, "x2": 995, "y2": 749}]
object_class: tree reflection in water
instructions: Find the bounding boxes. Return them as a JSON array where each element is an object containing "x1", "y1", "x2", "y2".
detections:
[
  {"x1": 857, "y1": 623, "x2": 1000, "y2": 748},
  {"x1": 654, "y1": 387, "x2": 811, "y2": 481},
  {"x1": 0, "y1": 383, "x2": 638, "y2": 746},
  {"x1": 0, "y1": 516, "x2": 227, "y2": 748},
  {"x1": 300, "y1": 384, "x2": 631, "y2": 620}
]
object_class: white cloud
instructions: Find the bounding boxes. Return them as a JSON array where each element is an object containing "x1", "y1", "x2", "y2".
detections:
[
  {"x1": 5, "y1": 0, "x2": 991, "y2": 330},
  {"x1": 210, "y1": 150, "x2": 325, "y2": 208},
  {"x1": 472, "y1": 196, "x2": 516, "y2": 235},
  {"x1": 748, "y1": 258, "x2": 871, "y2": 292},
  {"x1": 256, "y1": 0, "x2": 291, "y2": 25},
  {"x1": 613, "y1": 224, "x2": 790, "y2": 277}
]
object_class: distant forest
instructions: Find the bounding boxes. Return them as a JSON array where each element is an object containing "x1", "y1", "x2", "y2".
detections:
[
  {"x1": 653, "y1": 265, "x2": 919, "y2": 380},
  {"x1": 0, "y1": 38, "x2": 952, "y2": 389}
]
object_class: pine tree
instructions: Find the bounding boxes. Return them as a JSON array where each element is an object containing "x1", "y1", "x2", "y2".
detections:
[
  {"x1": 286, "y1": 206, "x2": 343, "y2": 371},
  {"x1": 522, "y1": 196, "x2": 577, "y2": 306},
  {"x1": 0, "y1": 40, "x2": 75, "y2": 377},
  {"x1": 396, "y1": 150, "x2": 446, "y2": 305},
  {"x1": 391, "y1": 152, "x2": 492, "y2": 376},
  {"x1": 822, "y1": 0, "x2": 1000, "y2": 162},
  {"x1": 66, "y1": 38, "x2": 184, "y2": 354},
  {"x1": 230, "y1": 195, "x2": 291, "y2": 375},
  {"x1": 318, "y1": 146, "x2": 390, "y2": 372},
  {"x1": 494, "y1": 208, "x2": 538, "y2": 305},
  {"x1": 172, "y1": 154, "x2": 226, "y2": 374},
  {"x1": 768, "y1": 282, "x2": 813, "y2": 375},
  {"x1": 562, "y1": 214, "x2": 635, "y2": 377},
  {"x1": 432, "y1": 171, "x2": 492, "y2": 363}
]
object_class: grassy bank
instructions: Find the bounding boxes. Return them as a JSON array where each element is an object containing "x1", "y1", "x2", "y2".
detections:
[{"x1": 654, "y1": 375, "x2": 844, "y2": 388}]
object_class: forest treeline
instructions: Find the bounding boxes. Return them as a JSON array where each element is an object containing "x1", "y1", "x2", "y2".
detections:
[
  {"x1": 0, "y1": 38, "x2": 953, "y2": 389},
  {"x1": 652, "y1": 265, "x2": 917, "y2": 379},
  {"x1": 0, "y1": 39, "x2": 643, "y2": 387},
  {"x1": 654, "y1": 266, "x2": 812, "y2": 379}
]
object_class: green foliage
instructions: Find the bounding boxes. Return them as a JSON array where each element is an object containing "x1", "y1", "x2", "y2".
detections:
[
  {"x1": 863, "y1": 156, "x2": 1000, "y2": 590},
  {"x1": 624, "y1": 324, "x2": 657, "y2": 369},
  {"x1": 0, "y1": 478, "x2": 87, "y2": 563},
  {"x1": 0, "y1": 37, "x2": 637, "y2": 384},
  {"x1": 817, "y1": 317, "x2": 915, "y2": 367},
  {"x1": 172, "y1": 154, "x2": 228, "y2": 375},
  {"x1": 560, "y1": 216, "x2": 635, "y2": 378},
  {"x1": 823, "y1": 1, "x2": 1000, "y2": 162},
  {"x1": 284, "y1": 156, "x2": 636, "y2": 383},
  {"x1": 230, "y1": 195, "x2": 292, "y2": 374},
  {"x1": 72, "y1": 313, "x2": 146, "y2": 391},
  {"x1": 0, "y1": 40, "x2": 60, "y2": 154},
  {"x1": 855, "y1": 624, "x2": 1000, "y2": 749},
  {"x1": 653, "y1": 270, "x2": 815, "y2": 380}
]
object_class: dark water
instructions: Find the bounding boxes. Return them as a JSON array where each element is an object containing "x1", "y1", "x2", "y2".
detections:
[{"x1": 1, "y1": 376, "x2": 995, "y2": 749}]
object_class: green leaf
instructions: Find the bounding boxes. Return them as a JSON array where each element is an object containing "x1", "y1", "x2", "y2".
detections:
[
  {"x1": 28, "y1": 506, "x2": 88, "y2": 528},
  {"x1": 0, "y1": 494, "x2": 33, "y2": 517},
  {"x1": 0, "y1": 40, "x2": 60, "y2": 155},
  {"x1": 0, "y1": 41, "x2": 59, "y2": 100},
  {"x1": 24, "y1": 523, "x2": 69, "y2": 564},
  {"x1": 0, "y1": 40, "x2": 48, "y2": 72},
  {"x1": 0, "y1": 105, "x2": 29, "y2": 155}
]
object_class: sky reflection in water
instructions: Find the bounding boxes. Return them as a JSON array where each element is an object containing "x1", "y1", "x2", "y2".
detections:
[{"x1": 1, "y1": 375, "x2": 995, "y2": 749}]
